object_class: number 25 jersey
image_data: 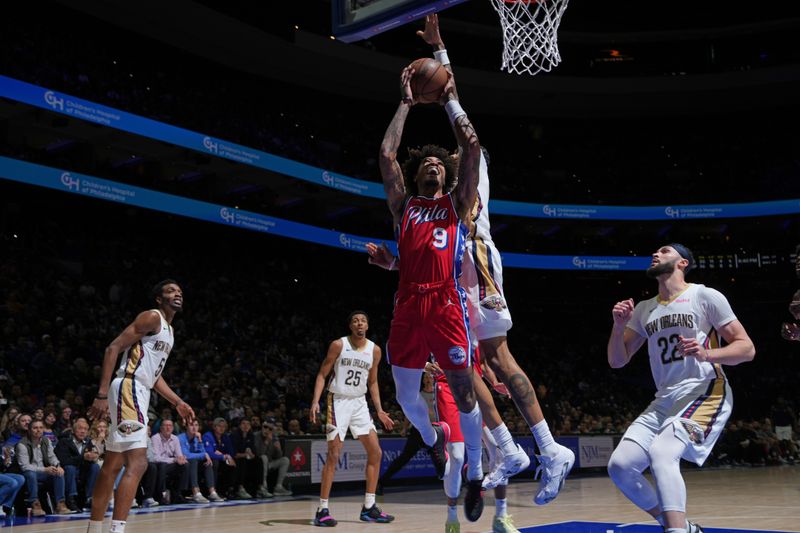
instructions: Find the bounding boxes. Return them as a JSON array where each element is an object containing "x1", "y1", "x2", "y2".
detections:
[
  {"x1": 328, "y1": 337, "x2": 374, "y2": 397},
  {"x1": 397, "y1": 193, "x2": 468, "y2": 285}
]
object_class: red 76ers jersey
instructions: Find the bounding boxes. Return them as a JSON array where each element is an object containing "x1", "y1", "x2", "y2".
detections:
[{"x1": 397, "y1": 193, "x2": 468, "y2": 284}]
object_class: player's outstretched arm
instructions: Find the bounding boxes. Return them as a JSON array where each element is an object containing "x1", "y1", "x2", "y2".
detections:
[
  {"x1": 88, "y1": 310, "x2": 161, "y2": 421},
  {"x1": 366, "y1": 242, "x2": 398, "y2": 270},
  {"x1": 310, "y1": 339, "x2": 342, "y2": 424},
  {"x1": 368, "y1": 345, "x2": 395, "y2": 431},
  {"x1": 444, "y1": 86, "x2": 480, "y2": 221},
  {"x1": 379, "y1": 69, "x2": 415, "y2": 222},
  {"x1": 418, "y1": 14, "x2": 459, "y2": 98},
  {"x1": 608, "y1": 298, "x2": 645, "y2": 368}
]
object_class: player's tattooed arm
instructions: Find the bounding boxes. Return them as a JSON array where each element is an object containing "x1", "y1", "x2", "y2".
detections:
[
  {"x1": 449, "y1": 105, "x2": 480, "y2": 222},
  {"x1": 379, "y1": 69, "x2": 415, "y2": 222}
]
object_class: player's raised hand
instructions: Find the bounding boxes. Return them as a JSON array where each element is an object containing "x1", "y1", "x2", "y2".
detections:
[
  {"x1": 377, "y1": 410, "x2": 396, "y2": 431},
  {"x1": 367, "y1": 242, "x2": 395, "y2": 270},
  {"x1": 416, "y1": 14, "x2": 443, "y2": 48},
  {"x1": 400, "y1": 67, "x2": 416, "y2": 105},
  {"x1": 677, "y1": 335, "x2": 709, "y2": 361},
  {"x1": 310, "y1": 402, "x2": 320, "y2": 423},
  {"x1": 612, "y1": 298, "x2": 635, "y2": 326}
]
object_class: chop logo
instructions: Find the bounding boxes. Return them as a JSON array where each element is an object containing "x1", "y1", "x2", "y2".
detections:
[
  {"x1": 44, "y1": 91, "x2": 64, "y2": 111},
  {"x1": 339, "y1": 233, "x2": 352, "y2": 248},
  {"x1": 322, "y1": 171, "x2": 335, "y2": 186},
  {"x1": 572, "y1": 256, "x2": 587, "y2": 268},
  {"x1": 542, "y1": 205, "x2": 557, "y2": 217},
  {"x1": 219, "y1": 207, "x2": 235, "y2": 223},
  {"x1": 60, "y1": 172, "x2": 80, "y2": 191},
  {"x1": 665, "y1": 206, "x2": 679, "y2": 218},
  {"x1": 202, "y1": 136, "x2": 219, "y2": 154}
]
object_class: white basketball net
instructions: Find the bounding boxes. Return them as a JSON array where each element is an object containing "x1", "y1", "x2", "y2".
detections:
[{"x1": 489, "y1": 0, "x2": 570, "y2": 75}]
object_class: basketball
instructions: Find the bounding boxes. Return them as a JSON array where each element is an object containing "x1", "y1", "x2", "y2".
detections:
[{"x1": 407, "y1": 57, "x2": 448, "y2": 104}]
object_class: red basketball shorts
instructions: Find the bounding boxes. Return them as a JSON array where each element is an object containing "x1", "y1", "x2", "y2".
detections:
[{"x1": 387, "y1": 281, "x2": 472, "y2": 371}]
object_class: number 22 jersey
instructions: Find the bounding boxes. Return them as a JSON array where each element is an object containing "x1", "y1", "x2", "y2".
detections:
[{"x1": 627, "y1": 283, "x2": 736, "y2": 395}]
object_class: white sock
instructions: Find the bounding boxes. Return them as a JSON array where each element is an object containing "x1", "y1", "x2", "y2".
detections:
[
  {"x1": 447, "y1": 504, "x2": 458, "y2": 522},
  {"x1": 490, "y1": 423, "x2": 517, "y2": 457},
  {"x1": 666, "y1": 529, "x2": 687, "y2": 533},
  {"x1": 319, "y1": 498, "x2": 329, "y2": 510},
  {"x1": 495, "y1": 498, "x2": 507, "y2": 518},
  {"x1": 364, "y1": 493, "x2": 375, "y2": 509},
  {"x1": 87, "y1": 521, "x2": 104, "y2": 533},
  {"x1": 531, "y1": 419, "x2": 558, "y2": 457},
  {"x1": 459, "y1": 403, "x2": 484, "y2": 481},
  {"x1": 109, "y1": 520, "x2": 126, "y2": 533}
]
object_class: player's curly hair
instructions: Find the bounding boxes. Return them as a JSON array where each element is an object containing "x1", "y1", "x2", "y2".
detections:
[{"x1": 402, "y1": 144, "x2": 458, "y2": 196}]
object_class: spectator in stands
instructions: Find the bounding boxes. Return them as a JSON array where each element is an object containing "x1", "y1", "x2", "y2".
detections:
[
  {"x1": 139, "y1": 426, "x2": 160, "y2": 508},
  {"x1": 179, "y1": 419, "x2": 223, "y2": 502},
  {"x1": 771, "y1": 397, "x2": 797, "y2": 461},
  {"x1": 16, "y1": 419, "x2": 72, "y2": 515},
  {"x1": 0, "y1": 408, "x2": 20, "y2": 441},
  {"x1": 54, "y1": 406, "x2": 72, "y2": 436},
  {"x1": 151, "y1": 419, "x2": 188, "y2": 505},
  {"x1": 32, "y1": 408, "x2": 44, "y2": 422},
  {"x1": 253, "y1": 417, "x2": 291, "y2": 498},
  {"x1": 152, "y1": 407, "x2": 181, "y2": 436},
  {"x1": 230, "y1": 418, "x2": 259, "y2": 499},
  {"x1": 287, "y1": 419, "x2": 304, "y2": 436},
  {"x1": 0, "y1": 470, "x2": 25, "y2": 518},
  {"x1": 89, "y1": 420, "x2": 108, "y2": 466},
  {"x1": 55, "y1": 417, "x2": 100, "y2": 511},
  {"x1": 43, "y1": 411, "x2": 58, "y2": 445},
  {"x1": 5, "y1": 413, "x2": 31, "y2": 450},
  {"x1": 203, "y1": 418, "x2": 237, "y2": 499}
]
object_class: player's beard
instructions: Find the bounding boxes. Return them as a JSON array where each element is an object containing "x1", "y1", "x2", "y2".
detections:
[{"x1": 646, "y1": 259, "x2": 677, "y2": 279}]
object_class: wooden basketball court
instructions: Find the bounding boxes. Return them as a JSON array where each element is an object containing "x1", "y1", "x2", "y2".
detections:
[{"x1": 6, "y1": 465, "x2": 798, "y2": 532}]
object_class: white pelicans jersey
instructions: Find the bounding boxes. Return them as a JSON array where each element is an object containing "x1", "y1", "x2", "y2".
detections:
[
  {"x1": 115, "y1": 309, "x2": 173, "y2": 390},
  {"x1": 627, "y1": 283, "x2": 736, "y2": 395},
  {"x1": 327, "y1": 337, "x2": 373, "y2": 397}
]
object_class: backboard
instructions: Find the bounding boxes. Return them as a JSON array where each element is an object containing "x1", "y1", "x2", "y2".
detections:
[{"x1": 331, "y1": 0, "x2": 468, "y2": 43}]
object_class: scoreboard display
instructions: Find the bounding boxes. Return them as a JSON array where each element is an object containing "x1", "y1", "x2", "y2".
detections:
[{"x1": 695, "y1": 252, "x2": 791, "y2": 270}]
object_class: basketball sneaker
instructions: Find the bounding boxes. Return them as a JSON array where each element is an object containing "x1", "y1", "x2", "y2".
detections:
[
  {"x1": 445, "y1": 520, "x2": 460, "y2": 533},
  {"x1": 463, "y1": 477, "x2": 485, "y2": 522},
  {"x1": 492, "y1": 515, "x2": 520, "y2": 533},
  {"x1": 533, "y1": 443, "x2": 575, "y2": 505},
  {"x1": 360, "y1": 504, "x2": 394, "y2": 523},
  {"x1": 314, "y1": 508, "x2": 337, "y2": 527},
  {"x1": 482, "y1": 443, "x2": 531, "y2": 490},
  {"x1": 429, "y1": 422, "x2": 451, "y2": 480},
  {"x1": 687, "y1": 520, "x2": 705, "y2": 533}
]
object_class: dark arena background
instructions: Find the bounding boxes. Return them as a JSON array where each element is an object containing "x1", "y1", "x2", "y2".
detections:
[{"x1": 1, "y1": 1, "x2": 799, "y2": 532}]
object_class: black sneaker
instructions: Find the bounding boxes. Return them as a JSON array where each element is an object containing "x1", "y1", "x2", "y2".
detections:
[
  {"x1": 428, "y1": 422, "x2": 451, "y2": 480},
  {"x1": 65, "y1": 497, "x2": 79, "y2": 512},
  {"x1": 463, "y1": 477, "x2": 484, "y2": 522},
  {"x1": 313, "y1": 508, "x2": 337, "y2": 527},
  {"x1": 360, "y1": 504, "x2": 394, "y2": 523}
]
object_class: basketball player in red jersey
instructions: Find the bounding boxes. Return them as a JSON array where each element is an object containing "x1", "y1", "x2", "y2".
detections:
[
  {"x1": 371, "y1": 14, "x2": 575, "y2": 514},
  {"x1": 379, "y1": 63, "x2": 486, "y2": 521}
]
